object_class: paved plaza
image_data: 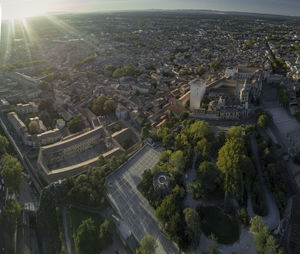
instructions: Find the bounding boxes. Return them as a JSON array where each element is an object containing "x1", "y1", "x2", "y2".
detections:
[
  {"x1": 106, "y1": 144, "x2": 178, "y2": 254},
  {"x1": 267, "y1": 107, "x2": 300, "y2": 135},
  {"x1": 262, "y1": 83, "x2": 300, "y2": 146}
]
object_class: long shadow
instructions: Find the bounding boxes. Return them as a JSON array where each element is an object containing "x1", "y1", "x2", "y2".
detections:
[{"x1": 118, "y1": 176, "x2": 179, "y2": 254}]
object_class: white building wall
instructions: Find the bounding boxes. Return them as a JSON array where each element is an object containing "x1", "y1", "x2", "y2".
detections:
[
  {"x1": 190, "y1": 80, "x2": 206, "y2": 110},
  {"x1": 225, "y1": 67, "x2": 236, "y2": 78}
]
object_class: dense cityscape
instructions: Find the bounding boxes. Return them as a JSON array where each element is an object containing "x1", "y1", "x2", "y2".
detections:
[{"x1": 0, "y1": 8, "x2": 300, "y2": 254}]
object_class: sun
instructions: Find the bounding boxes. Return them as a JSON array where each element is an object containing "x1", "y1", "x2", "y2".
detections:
[{"x1": 2, "y1": 0, "x2": 50, "y2": 20}]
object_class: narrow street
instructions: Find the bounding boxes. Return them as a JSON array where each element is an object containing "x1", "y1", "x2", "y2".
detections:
[
  {"x1": 61, "y1": 206, "x2": 74, "y2": 254},
  {"x1": 184, "y1": 153, "x2": 198, "y2": 209}
]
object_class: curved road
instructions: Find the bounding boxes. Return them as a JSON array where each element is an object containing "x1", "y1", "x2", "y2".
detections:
[{"x1": 250, "y1": 135, "x2": 280, "y2": 230}]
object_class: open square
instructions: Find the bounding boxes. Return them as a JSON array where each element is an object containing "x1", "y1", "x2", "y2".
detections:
[{"x1": 106, "y1": 144, "x2": 178, "y2": 254}]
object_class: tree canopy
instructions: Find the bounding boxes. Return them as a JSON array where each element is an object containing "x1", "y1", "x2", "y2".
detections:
[
  {"x1": 226, "y1": 126, "x2": 244, "y2": 141},
  {"x1": 28, "y1": 121, "x2": 38, "y2": 135},
  {"x1": 215, "y1": 130, "x2": 226, "y2": 150},
  {"x1": 0, "y1": 135, "x2": 9, "y2": 154},
  {"x1": 136, "y1": 235, "x2": 157, "y2": 254},
  {"x1": 98, "y1": 219, "x2": 115, "y2": 249},
  {"x1": 195, "y1": 161, "x2": 221, "y2": 198},
  {"x1": 75, "y1": 217, "x2": 114, "y2": 254},
  {"x1": 67, "y1": 114, "x2": 83, "y2": 133},
  {"x1": 92, "y1": 94, "x2": 116, "y2": 116},
  {"x1": 66, "y1": 169, "x2": 107, "y2": 208},
  {"x1": 169, "y1": 150, "x2": 186, "y2": 174},
  {"x1": 0, "y1": 199, "x2": 21, "y2": 236},
  {"x1": 75, "y1": 218, "x2": 99, "y2": 254},
  {"x1": 250, "y1": 216, "x2": 283, "y2": 254},
  {"x1": 38, "y1": 80, "x2": 50, "y2": 90},
  {"x1": 196, "y1": 66, "x2": 205, "y2": 76},
  {"x1": 112, "y1": 65, "x2": 138, "y2": 79},
  {"x1": 257, "y1": 114, "x2": 270, "y2": 129},
  {"x1": 184, "y1": 208, "x2": 201, "y2": 246},
  {"x1": 209, "y1": 61, "x2": 221, "y2": 70},
  {"x1": 0, "y1": 154, "x2": 23, "y2": 193},
  {"x1": 216, "y1": 136, "x2": 252, "y2": 201},
  {"x1": 187, "y1": 121, "x2": 213, "y2": 144},
  {"x1": 155, "y1": 196, "x2": 179, "y2": 223}
]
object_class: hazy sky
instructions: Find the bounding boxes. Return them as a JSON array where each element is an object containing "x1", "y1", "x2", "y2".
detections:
[{"x1": 2, "y1": 0, "x2": 300, "y2": 19}]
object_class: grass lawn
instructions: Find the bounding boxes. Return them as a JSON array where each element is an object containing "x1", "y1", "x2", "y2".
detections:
[
  {"x1": 68, "y1": 206, "x2": 103, "y2": 236},
  {"x1": 197, "y1": 206, "x2": 240, "y2": 244}
]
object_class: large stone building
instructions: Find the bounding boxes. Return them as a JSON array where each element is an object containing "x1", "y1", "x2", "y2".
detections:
[
  {"x1": 8, "y1": 112, "x2": 28, "y2": 137},
  {"x1": 24, "y1": 128, "x2": 62, "y2": 147},
  {"x1": 8, "y1": 112, "x2": 62, "y2": 147},
  {"x1": 6, "y1": 72, "x2": 38, "y2": 88},
  {"x1": 16, "y1": 102, "x2": 38, "y2": 114},
  {"x1": 190, "y1": 66, "x2": 264, "y2": 120},
  {"x1": 190, "y1": 79, "x2": 206, "y2": 110},
  {"x1": 0, "y1": 99, "x2": 10, "y2": 112},
  {"x1": 37, "y1": 126, "x2": 122, "y2": 183}
]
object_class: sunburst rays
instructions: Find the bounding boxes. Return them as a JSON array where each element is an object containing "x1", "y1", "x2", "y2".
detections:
[{"x1": 1, "y1": 13, "x2": 102, "y2": 67}]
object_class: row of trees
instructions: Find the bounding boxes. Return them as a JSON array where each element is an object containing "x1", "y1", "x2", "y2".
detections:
[
  {"x1": 0, "y1": 137, "x2": 23, "y2": 239},
  {"x1": 0, "y1": 153, "x2": 24, "y2": 193}
]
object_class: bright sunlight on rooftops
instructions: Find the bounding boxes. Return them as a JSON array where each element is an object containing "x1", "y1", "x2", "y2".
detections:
[{"x1": 2, "y1": 0, "x2": 50, "y2": 20}]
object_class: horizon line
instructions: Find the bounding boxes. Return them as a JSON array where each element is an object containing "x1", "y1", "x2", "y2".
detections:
[{"x1": 2, "y1": 8, "x2": 300, "y2": 21}]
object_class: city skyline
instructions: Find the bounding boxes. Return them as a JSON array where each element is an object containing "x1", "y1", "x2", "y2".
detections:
[{"x1": 1, "y1": 0, "x2": 300, "y2": 20}]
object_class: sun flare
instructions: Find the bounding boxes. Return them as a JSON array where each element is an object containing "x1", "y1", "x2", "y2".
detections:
[{"x1": 2, "y1": 0, "x2": 50, "y2": 20}]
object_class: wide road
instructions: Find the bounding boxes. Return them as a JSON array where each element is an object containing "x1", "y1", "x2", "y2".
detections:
[{"x1": 106, "y1": 144, "x2": 179, "y2": 254}]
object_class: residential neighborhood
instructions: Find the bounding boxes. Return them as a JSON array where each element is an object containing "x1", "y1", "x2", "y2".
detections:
[{"x1": 0, "y1": 7, "x2": 300, "y2": 254}]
